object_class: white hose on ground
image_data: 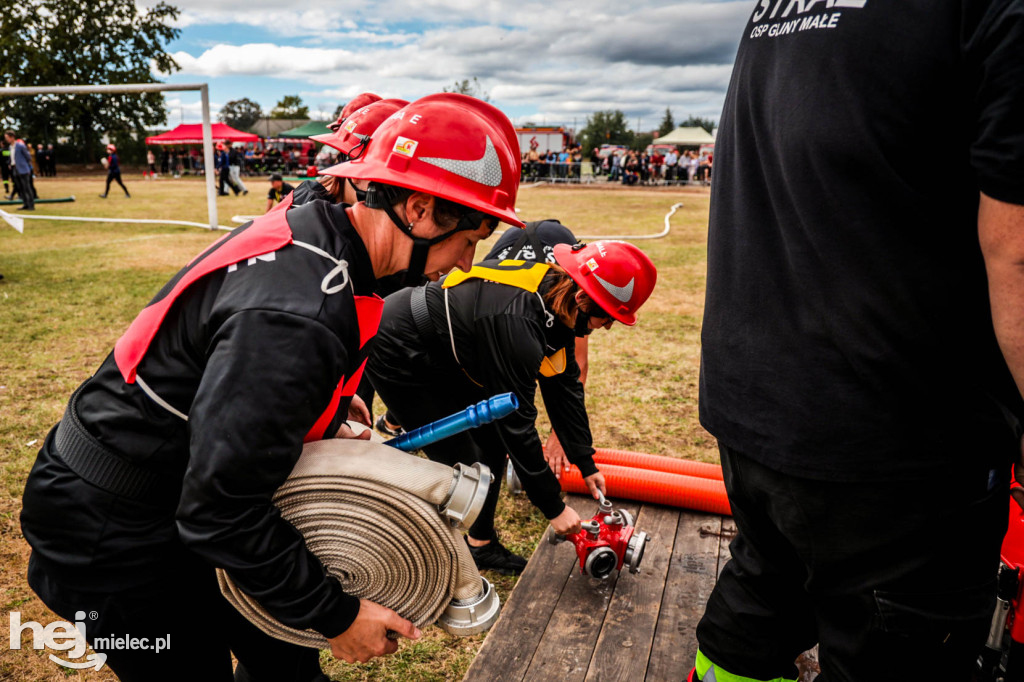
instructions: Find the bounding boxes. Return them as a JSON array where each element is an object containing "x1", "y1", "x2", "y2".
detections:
[
  {"x1": 217, "y1": 437, "x2": 493, "y2": 649},
  {"x1": 2, "y1": 211, "x2": 235, "y2": 231}
]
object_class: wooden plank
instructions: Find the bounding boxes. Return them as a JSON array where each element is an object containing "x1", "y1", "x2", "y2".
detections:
[
  {"x1": 583, "y1": 505, "x2": 681, "y2": 682},
  {"x1": 463, "y1": 495, "x2": 599, "y2": 682},
  {"x1": 645, "y1": 513, "x2": 723, "y2": 682},
  {"x1": 521, "y1": 501, "x2": 643, "y2": 682}
]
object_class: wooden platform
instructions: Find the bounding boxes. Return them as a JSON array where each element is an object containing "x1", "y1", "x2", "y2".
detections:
[{"x1": 463, "y1": 494, "x2": 736, "y2": 682}]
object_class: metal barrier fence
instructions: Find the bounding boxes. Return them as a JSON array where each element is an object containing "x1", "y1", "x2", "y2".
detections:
[{"x1": 521, "y1": 161, "x2": 710, "y2": 186}]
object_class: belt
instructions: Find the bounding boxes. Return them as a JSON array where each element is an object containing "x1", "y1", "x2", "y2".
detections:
[{"x1": 54, "y1": 384, "x2": 164, "y2": 501}]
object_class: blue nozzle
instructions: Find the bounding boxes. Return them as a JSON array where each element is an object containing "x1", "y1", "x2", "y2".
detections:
[{"x1": 385, "y1": 392, "x2": 519, "y2": 452}]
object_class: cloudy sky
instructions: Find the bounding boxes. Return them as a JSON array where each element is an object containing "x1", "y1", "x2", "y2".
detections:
[{"x1": 144, "y1": 0, "x2": 751, "y2": 133}]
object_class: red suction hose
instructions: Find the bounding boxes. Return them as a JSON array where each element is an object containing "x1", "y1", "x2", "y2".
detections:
[
  {"x1": 560, "y1": 463, "x2": 731, "y2": 516},
  {"x1": 593, "y1": 448, "x2": 724, "y2": 481}
]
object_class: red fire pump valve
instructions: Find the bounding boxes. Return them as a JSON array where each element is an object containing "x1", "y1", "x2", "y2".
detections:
[{"x1": 548, "y1": 492, "x2": 649, "y2": 580}]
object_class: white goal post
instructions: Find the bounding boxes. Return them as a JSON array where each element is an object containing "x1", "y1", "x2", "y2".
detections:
[{"x1": 0, "y1": 82, "x2": 220, "y2": 230}]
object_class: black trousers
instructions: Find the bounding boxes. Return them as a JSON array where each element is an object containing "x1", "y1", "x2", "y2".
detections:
[
  {"x1": 219, "y1": 167, "x2": 240, "y2": 195},
  {"x1": 105, "y1": 170, "x2": 129, "y2": 196},
  {"x1": 13, "y1": 172, "x2": 34, "y2": 208},
  {"x1": 28, "y1": 552, "x2": 322, "y2": 682},
  {"x1": 696, "y1": 445, "x2": 1008, "y2": 682}
]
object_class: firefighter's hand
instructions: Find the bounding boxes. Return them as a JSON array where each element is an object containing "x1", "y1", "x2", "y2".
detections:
[
  {"x1": 550, "y1": 505, "x2": 582, "y2": 536},
  {"x1": 544, "y1": 432, "x2": 571, "y2": 478},
  {"x1": 347, "y1": 394, "x2": 372, "y2": 427},
  {"x1": 335, "y1": 422, "x2": 372, "y2": 441},
  {"x1": 583, "y1": 471, "x2": 606, "y2": 499},
  {"x1": 328, "y1": 599, "x2": 421, "y2": 664},
  {"x1": 1012, "y1": 437, "x2": 1024, "y2": 510}
]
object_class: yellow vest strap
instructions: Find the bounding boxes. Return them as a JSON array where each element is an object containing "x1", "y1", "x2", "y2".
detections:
[{"x1": 442, "y1": 260, "x2": 550, "y2": 293}]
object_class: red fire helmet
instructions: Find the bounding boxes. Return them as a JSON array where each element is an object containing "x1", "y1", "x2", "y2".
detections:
[
  {"x1": 334, "y1": 92, "x2": 383, "y2": 128},
  {"x1": 313, "y1": 98, "x2": 409, "y2": 156},
  {"x1": 106, "y1": 143, "x2": 117, "y2": 152},
  {"x1": 553, "y1": 241, "x2": 657, "y2": 326},
  {"x1": 215, "y1": 141, "x2": 225, "y2": 151},
  {"x1": 339, "y1": 93, "x2": 524, "y2": 227}
]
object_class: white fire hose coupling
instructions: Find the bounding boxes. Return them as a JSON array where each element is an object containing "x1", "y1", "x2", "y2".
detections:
[
  {"x1": 441, "y1": 462, "x2": 494, "y2": 530},
  {"x1": 438, "y1": 576, "x2": 502, "y2": 636},
  {"x1": 217, "y1": 438, "x2": 500, "y2": 648}
]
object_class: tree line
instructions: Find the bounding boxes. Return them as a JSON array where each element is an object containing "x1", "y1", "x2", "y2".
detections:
[{"x1": 576, "y1": 108, "x2": 716, "y2": 155}]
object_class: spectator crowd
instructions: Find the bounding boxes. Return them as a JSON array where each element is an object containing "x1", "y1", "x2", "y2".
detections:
[{"x1": 519, "y1": 143, "x2": 713, "y2": 186}]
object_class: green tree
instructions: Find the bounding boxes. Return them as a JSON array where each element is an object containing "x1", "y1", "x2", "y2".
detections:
[
  {"x1": 271, "y1": 95, "x2": 309, "y2": 120},
  {"x1": 658, "y1": 108, "x2": 675, "y2": 137},
  {"x1": 332, "y1": 102, "x2": 346, "y2": 120},
  {"x1": 219, "y1": 98, "x2": 263, "y2": 131},
  {"x1": 442, "y1": 77, "x2": 490, "y2": 102},
  {"x1": 0, "y1": 0, "x2": 181, "y2": 163},
  {"x1": 632, "y1": 132, "x2": 655, "y2": 152},
  {"x1": 578, "y1": 110, "x2": 633, "y2": 155},
  {"x1": 679, "y1": 115, "x2": 717, "y2": 135}
]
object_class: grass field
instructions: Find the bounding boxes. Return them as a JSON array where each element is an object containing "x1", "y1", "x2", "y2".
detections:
[{"x1": 0, "y1": 175, "x2": 715, "y2": 681}]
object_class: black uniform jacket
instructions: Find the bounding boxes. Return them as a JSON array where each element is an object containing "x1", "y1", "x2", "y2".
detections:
[
  {"x1": 368, "y1": 262, "x2": 597, "y2": 520},
  {"x1": 21, "y1": 200, "x2": 380, "y2": 638}
]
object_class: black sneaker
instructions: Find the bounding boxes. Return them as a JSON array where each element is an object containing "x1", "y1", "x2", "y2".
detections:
[
  {"x1": 467, "y1": 537, "x2": 528, "y2": 575},
  {"x1": 374, "y1": 414, "x2": 405, "y2": 437}
]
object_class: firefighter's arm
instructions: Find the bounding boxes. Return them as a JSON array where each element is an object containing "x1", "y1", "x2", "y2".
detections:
[
  {"x1": 978, "y1": 192, "x2": 1024, "y2": 504},
  {"x1": 177, "y1": 309, "x2": 361, "y2": 639},
  {"x1": 544, "y1": 335, "x2": 589, "y2": 476},
  {"x1": 474, "y1": 314, "x2": 566, "y2": 520}
]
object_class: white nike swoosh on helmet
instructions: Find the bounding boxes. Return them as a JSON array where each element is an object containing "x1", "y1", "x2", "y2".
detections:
[
  {"x1": 594, "y1": 274, "x2": 634, "y2": 303},
  {"x1": 419, "y1": 136, "x2": 503, "y2": 187}
]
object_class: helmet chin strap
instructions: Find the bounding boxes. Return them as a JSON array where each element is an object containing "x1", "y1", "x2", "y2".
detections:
[
  {"x1": 375, "y1": 198, "x2": 433, "y2": 286},
  {"x1": 366, "y1": 182, "x2": 489, "y2": 287},
  {"x1": 348, "y1": 177, "x2": 367, "y2": 203}
]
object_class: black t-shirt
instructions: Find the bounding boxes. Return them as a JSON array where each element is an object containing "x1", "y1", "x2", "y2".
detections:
[
  {"x1": 700, "y1": 0, "x2": 1024, "y2": 481},
  {"x1": 267, "y1": 182, "x2": 294, "y2": 202},
  {"x1": 485, "y1": 219, "x2": 578, "y2": 263}
]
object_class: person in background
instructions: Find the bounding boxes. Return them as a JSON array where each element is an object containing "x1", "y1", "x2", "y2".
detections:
[
  {"x1": 215, "y1": 142, "x2": 240, "y2": 196},
  {"x1": 264, "y1": 173, "x2": 294, "y2": 213},
  {"x1": 45, "y1": 143, "x2": 56, "y2": 177},
  {"x1": 4, "y1": 130, "x2": 34, "y2": 210},
  {"x1": 99, "y1": 143, "x2": 130, "y2": 199},
  {"x1": 228, "y1": 144, "x2": 248, "y2": 196},
  {"x1": 664, "y1": 147, "x2": 678, "y2": 183},
  {"x1": 692, "y1": 3, "x2": 1024, "y2": 681},
  {"x1": 1, "y1": 137, "x2": 11, "y2": 199},
  {"x1": 145, "y1": 149, "x2": 158, "y2": 180}
]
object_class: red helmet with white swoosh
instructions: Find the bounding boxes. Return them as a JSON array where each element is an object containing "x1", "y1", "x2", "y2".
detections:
[
  {"x1": 553, "y1": 241, "x2": 657, "y2": 325},
  {"x1": 314, "y1": 98, "x2": 409, "y2": 159},
  {"x1": 339, "y1": 93, "x2": 524, "y2": 227}
]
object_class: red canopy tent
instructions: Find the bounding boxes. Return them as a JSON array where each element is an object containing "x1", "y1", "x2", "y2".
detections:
[{"x1": 145, "y1": 123, "x2": 259, "y2": 145}]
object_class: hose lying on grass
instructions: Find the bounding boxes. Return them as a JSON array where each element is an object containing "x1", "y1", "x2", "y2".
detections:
[{"x1": 217, "y1": 437, "x2": 498, "y2": 648}]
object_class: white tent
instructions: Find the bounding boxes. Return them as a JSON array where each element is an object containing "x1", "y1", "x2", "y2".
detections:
[{"x1": 652, "y1": 126, "x2": 715, "y2": 146}]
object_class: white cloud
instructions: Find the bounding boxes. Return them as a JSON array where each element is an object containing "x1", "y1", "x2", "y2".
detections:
[{"x1": 148, "y1": 0, "x2": 749, "y2": 127}]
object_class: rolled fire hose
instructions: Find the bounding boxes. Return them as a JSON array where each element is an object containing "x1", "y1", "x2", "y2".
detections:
[
  {"x1": 217, "y1": 438, "x2": 500, "y2": 648},
  {"x1": 560, "y1": 463, "x2": 731, "y2": 516}
]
